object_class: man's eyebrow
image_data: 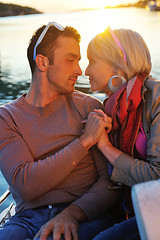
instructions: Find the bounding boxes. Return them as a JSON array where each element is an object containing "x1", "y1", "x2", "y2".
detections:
[{"x1": 65, "y1": 53, "x2": 81, "y2": 60}]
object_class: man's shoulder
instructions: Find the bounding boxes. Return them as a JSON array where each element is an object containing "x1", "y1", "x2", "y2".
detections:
[
  {"x1": 71, "y1": 90, "x2": 103, "y2": 107},
  {"x1": 0, "y1": 97, "x2": 20, "y2": 117},
  {"x1": 0, "y1": 102, "x2": 11, "y2": 115},
  {"x1": 71, "y1": 90, "x2": 91, "y2": 100},
  {"x1": 70, "y1": 90, "x2": 104, "y2": 118}
]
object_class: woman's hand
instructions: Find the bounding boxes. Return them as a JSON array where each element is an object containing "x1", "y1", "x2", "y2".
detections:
[
  {"x1": 92, "y1": 110, "x2": 122, "y2": 166},
  {"x1": 79, "y1": 109, "x2": 112, "y2": 150},
  {"x1": 92, "y1": 109, "x2": 113, "y2": 150},
  {"x1": 93, "y1": 109, "x2": 112, "y2": 134}
]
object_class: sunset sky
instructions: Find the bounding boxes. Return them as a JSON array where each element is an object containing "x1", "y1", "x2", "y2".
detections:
[{"x1": 2, "y1": 0, "x2": 138, "y2": 13}]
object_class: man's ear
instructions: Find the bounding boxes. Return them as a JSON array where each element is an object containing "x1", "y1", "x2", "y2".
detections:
[{"x1": 35, "y1": 54, "x2": 49, "y2": 71}]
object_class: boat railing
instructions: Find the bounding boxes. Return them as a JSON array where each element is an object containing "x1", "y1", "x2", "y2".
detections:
[{"x1": 0, "y1": 189, "x2": 15, "y2": 229}]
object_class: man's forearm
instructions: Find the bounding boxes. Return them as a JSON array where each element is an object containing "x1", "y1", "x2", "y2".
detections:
[{"x1": 63, "y1": 204, "x2": 87, "y2": 223}]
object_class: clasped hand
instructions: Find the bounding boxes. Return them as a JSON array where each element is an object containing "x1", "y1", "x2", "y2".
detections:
[{"x1": 81, "y1": 109, "x2": 112, "y2": 148}]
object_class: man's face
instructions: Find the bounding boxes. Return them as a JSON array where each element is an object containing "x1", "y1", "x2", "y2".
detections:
[{"x1": 47, "y1": 36, "x2": 82, "y2": 95}]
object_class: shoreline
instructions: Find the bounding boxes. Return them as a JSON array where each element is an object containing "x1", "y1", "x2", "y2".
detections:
[
  {"x1": 0, "y1": 2, "x2": 42, "y2": 17},
  {"x1": 0, "y1": 1, "x2": 148, "y2": 18}
]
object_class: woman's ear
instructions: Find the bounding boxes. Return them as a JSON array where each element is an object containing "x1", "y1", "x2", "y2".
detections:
[
  {"x1": 116, "y1": 69, "x2": 125, "y2": 77},
  {"x1": 35, "y1": 54, "x2": 49, "y2": 72}
]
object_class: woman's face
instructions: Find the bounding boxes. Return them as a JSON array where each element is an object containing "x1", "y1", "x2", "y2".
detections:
[{"x1": 85, "y1": 54, "x2": 115, "y2": 93}]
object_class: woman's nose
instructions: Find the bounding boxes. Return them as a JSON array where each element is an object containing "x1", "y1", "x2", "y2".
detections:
[{"x1": 85, "y1": 66, "x2": 89, "y2": 76}]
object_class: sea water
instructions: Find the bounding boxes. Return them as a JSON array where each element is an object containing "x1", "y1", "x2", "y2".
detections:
[{"x1": 0, "y1": 7, "x2": 160, "y2": 209}]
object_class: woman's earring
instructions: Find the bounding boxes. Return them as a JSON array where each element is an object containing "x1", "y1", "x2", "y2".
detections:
[{"x1": 108, "y1": 75, "x2": 126, "y2": 93}]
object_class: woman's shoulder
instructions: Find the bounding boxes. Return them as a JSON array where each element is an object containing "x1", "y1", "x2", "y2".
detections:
[
  {"x1": 144, "y1": 75, "x2": 160, "y2": 92},
  {"x1": 143, "y1": 76, "x2": 160, "y2": 101},
  {"x1": 143, "y1": 75, "x2": 160, "y2": 123}
]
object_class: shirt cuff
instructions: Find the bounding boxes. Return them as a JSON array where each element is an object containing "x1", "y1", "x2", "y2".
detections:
[
  {"x1": 72, "y1": 197, "x2": 97, "y2": 221},
  {"x1": 111, "y1": 152, "x2": 134, "y2": 186},
  {"x1": 69, "y1": 138, "x2": 88, "y2": 160}
]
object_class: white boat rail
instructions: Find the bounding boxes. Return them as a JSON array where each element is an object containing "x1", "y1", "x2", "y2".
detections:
[{"x1": 0, "y1": 189, "x2": 15, "y2": 229}]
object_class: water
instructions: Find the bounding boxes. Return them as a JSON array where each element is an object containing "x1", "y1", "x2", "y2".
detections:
[{"x1": 0, "y1": 7, "x2": 160, "y2": 210}]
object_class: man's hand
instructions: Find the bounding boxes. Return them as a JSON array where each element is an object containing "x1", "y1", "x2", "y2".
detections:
[
  {"x1": 34, "y1": 204, "x2": 87, "y2": 240},
  {"x1": 79, "y1": 109, "x2": 112, "y2": 150},
  {"x1": 93, "y1": 109, "x2": 112, "y2": 134}
]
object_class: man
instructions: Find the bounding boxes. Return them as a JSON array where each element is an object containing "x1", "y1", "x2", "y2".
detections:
[{"x1": 0, "y1": 22, "x2": 118, "y2": 240}]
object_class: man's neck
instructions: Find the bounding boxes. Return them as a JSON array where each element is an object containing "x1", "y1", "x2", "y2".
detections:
[
  {"x1": 25, "y1": 91, "x2": 58, "y2": 107},
  {"x1": 25, "y1": 78, "x2": 59, "y2": 107}
]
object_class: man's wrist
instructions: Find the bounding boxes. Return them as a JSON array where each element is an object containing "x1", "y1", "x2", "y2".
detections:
[
  {"x1": 79, "y1": 135, "x2": 92, "y2": 150},
  {"x1": 65, "y1": 204, "x2": 87, "y2": 223}
]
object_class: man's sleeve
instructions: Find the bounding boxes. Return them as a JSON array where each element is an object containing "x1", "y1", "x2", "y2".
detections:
[
  {"x1": 72, "y1": 146, "x2": 119, "y2": 221},
  {"x1": 0, "y1": 114, "x2": 88, "y2": 201}
]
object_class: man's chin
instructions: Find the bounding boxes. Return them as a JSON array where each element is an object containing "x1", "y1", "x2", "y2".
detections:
[
  {"x1": 63, "y1": 87, "x2": 75, "y2": 94},
  {"x1": 69, "y1": 86, "x2": 75, "y2": 93}
]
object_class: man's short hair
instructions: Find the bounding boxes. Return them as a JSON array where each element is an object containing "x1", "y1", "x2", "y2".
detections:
[{"x1": 27, "y1": 24, "x2": 81, "y2": 74}]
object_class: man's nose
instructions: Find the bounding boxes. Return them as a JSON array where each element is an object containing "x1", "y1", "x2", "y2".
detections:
[{"x1": 76, "y1": 64, "x2": 82, "y2": 76}]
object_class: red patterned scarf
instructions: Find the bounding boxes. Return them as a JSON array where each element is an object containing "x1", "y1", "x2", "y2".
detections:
[{"x1": 104, "y1": 74, "x2": 146, "y2": 157}]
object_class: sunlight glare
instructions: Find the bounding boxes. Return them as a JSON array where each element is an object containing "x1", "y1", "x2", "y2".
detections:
[
  {"x1": 88, "y1": 0, "x2": 133, "y2": 9},
  {"x1": 79, "y1": 8, "x2": 119, "y2": 70},
  {"x1": 91, "y1": 0, "x2": 119, "y2": 8}
]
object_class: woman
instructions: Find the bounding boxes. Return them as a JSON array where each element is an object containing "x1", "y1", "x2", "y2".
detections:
[{"x1": 85, "y1": 27, "x2": 160, "y2": 239}]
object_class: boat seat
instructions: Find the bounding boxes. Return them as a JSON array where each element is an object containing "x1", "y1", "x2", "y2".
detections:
[{"x1": 132, "y1": 180, "x2": 160, "y2": 240}]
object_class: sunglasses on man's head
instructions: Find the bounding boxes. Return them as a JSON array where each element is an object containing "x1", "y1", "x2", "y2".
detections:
[{"x1": 33, "y1": 22, "x2": 64, "y2": 61}]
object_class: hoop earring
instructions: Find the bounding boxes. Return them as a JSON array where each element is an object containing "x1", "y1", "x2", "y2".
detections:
[{"x1": 108, "y1": 75, "x2": 126, "y2": 93}]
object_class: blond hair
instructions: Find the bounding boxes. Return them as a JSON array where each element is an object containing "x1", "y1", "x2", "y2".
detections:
[{"x1": 87, "y1": 28, "x2": 151, "y2": 80}]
